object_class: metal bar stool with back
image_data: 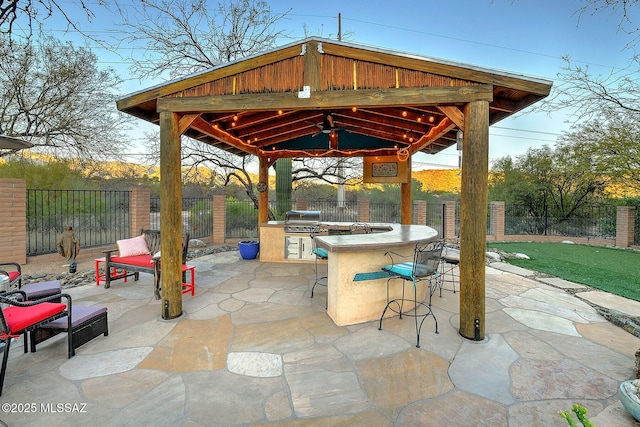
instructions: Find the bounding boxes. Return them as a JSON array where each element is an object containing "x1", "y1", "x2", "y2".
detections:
[{"x1": 378, "y1": 239, "x2": 444, "y2": 348}]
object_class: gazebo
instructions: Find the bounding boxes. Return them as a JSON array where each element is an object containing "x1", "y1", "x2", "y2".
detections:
[{"x1": 116, "y1": 36, "x2": 552, "y2": 340}]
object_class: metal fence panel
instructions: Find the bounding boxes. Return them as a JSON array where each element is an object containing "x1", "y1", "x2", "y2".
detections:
[
  {"x1": 150, "y1": 197, "x2": 213, "y2": 239},
  {"x1": 307, "y1": 200, "x2": 359, "y2": 222},
  {"x1": 225, "y1": 200, "x2": 259, "y2": 239},
  {"x1": 504, "y1": 204, "x2": 617, "y2": 238},
  {"x1": 635, "y1": 207, "x2": 640, "y2": 246},
  {"x1": 27, "y1": 189, "x2": 130, "y2": 255}
]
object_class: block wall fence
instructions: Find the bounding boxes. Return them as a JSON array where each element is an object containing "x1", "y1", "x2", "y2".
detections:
[{"x1": 0, "y1": 179, "x2": 635, "y2": 267}]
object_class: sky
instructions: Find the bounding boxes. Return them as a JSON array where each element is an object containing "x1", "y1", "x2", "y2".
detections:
[{"x1": 29, "y1": 0, "x2": 640, "y2": 170}]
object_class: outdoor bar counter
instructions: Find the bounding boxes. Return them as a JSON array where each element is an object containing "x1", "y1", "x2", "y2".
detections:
[{"x1": 260, "y1": 222, "x2": 438, "y2": 326}]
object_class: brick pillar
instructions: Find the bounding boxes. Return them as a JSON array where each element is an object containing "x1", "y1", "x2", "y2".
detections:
[
  {"x1": 413, "y1": 200, "x2": 426, "y2": 225},
  {"x1": 443, "y1": 200, "x2": 457, "y2": 240},
  {"x1": 129, "y1": 187, "x2": 151, "y2": 237},
  {"x1": 490, "y1": 201, "x2": 505, "y2": 241},
  {"x1": 295, "y1": 199, "x2": 308, "y2": 211},
  {"x1": 616, "y1": 206, "x2": 635, "y2": 248},
  {"x1": 0, "y1": 179, "x2": 27, "y2": 264},
  {"x1": 212, "y1": 194, "x2": 226, "y2": 244},
  {"x1": 358, "y1": 198, "x2": 370, "y2": 223}
]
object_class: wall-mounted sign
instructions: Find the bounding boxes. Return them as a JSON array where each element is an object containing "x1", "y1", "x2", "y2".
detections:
[{"x1": 363, "y1": 156, "x2": 410, "y2": 183}]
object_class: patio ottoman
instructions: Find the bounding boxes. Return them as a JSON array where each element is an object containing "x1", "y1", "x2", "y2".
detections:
[
  {"x1": 29, "y1": 305, "x2": 108, "y2": 357},
  {"x1": 18, "y1": 280, "x2": 62, "y2": 301}
]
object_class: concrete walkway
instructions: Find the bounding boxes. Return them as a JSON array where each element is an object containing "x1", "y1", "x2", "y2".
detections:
[{"x1": 2, "y1": 252, "x2": 640, "y2": 426}]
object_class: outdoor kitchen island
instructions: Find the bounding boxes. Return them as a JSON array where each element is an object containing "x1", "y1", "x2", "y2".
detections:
[{"x1": 259, "y1": 222, "x2": 439, "y2": 326}]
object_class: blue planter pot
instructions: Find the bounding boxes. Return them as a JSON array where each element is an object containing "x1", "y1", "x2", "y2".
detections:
[
  {"x1": 238, "y1": 240, "x2": 260, "y2": 260},
  {"x1": 620, "y1": 380, "x2": 640, "y2": 421}
]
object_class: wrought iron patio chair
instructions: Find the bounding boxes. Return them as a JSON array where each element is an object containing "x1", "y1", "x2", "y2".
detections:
[
  {"x1": 379, "y1": 239, "x2": 444, "y2": 348},
  {"x1": 0, "y1": 262, "x2": 22, "y2": 289}
]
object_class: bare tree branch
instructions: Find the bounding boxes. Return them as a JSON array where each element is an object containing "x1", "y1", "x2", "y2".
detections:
[{"x1": 117, "y1": 0, "x2": 291, "y2": 80}]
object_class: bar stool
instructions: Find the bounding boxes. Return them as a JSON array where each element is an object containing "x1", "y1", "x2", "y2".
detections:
[
  {"x1": 310, "y1": 225, "x2": 328, "y2": 300},
  {"x1": 379, "y1": 240, "x2": 444, "y2": 348}
]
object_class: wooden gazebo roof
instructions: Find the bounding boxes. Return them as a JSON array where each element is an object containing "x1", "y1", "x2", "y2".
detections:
[{"x1": 117, "y1": 37, "x2": 552, "y2": 160}]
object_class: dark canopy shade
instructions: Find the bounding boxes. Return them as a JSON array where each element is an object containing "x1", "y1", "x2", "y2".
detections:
[{"x1": 0, "y1": 136, "x2": 33, "y2": 150}]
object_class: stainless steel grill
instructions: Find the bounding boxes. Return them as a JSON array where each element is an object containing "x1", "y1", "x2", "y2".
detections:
[{"x1": 284, "y1": 210, "x2": 321, "y2": 233}]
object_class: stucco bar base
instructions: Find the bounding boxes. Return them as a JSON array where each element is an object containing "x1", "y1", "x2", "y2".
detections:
[{"x1": 326, "y1": 244, "x2": 427, "y2": 326}]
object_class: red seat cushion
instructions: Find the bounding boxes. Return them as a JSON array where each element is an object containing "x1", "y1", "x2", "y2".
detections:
[
  {"x1": 3, "y1": 303, "x2": 66, "y2": 333},
  {"x1": 110, "y1": 255, "x2": 154, "y2": 268}
]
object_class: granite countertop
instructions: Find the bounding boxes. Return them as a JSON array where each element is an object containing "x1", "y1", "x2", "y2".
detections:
[{"x1": 314, "y1": 223, "x2": 438, "y2": 253}]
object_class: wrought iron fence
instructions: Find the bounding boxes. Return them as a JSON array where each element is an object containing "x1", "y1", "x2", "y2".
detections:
[
  {"x1": 504, "y1": 204, "x2": 617, "y2": 238},
  {"x1": 225, "y1": 199, "x2": 260, "y2": 239},
  {"x1": 149, "y1": 197, "x2": 212, "y2": 239},
  {"x1": 27, "y1": 189, "x2": 130, "y2": 255},
  {"x1": 635, "y1": 207, "x2": 640, "y2": 246},
  {"x1": 307, "y1": 200, "x2": 359, "y2": 222}
]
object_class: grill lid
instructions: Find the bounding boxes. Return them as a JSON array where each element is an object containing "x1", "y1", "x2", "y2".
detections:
[
  {"x1": 284, "y1": 210, "x2": 321, "y2": 223},
  {"x1": 284, "y1": 210, "x2": 321, "y2": 233}
]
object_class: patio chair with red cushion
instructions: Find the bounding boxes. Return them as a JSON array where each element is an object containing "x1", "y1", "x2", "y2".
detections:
[
  {"x1": 0, "y1": 262, "x2": 22, "y2": 288},
  {"x1": 0, "y1": 290, "x2": 71, "y2": 396}
]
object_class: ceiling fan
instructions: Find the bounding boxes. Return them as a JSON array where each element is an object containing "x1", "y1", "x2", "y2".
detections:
[{"x1": 310, "y1": 112, "x2": 355, "y2": 138}]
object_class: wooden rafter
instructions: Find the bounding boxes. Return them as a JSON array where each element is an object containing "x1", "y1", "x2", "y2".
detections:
[{"x1": 156, "y1": 85, "x2": 494, "y2": 113}]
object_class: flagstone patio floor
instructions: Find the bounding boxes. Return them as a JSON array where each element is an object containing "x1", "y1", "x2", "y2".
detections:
[{"x1": 2, "y1": 251, "x2": 640, "y2": 426}]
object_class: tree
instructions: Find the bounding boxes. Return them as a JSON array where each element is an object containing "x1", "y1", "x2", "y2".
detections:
[
  {"x1": 538, "y1": 1, "x2": 640, "y2": 120},
  {"x1": 0, "y1": 35, "x2": 130, "y2": 160},
  {"x1": 489, "y1": 143, "x2": 606, "y2": 233},
  {"x1": 559, "y1": 111, "x2": 640, "y2": 191},
  {"x1": 117, "y1": 0, "x2": 291, "y2": 80},
  {"x1": 0, "y1": 0, "x2": 103, "y2": 41}
]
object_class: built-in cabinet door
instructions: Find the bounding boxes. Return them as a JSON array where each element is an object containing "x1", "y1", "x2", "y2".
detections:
[{"x1": 285, "y1": 236, "x2": 315, "y2": 260}]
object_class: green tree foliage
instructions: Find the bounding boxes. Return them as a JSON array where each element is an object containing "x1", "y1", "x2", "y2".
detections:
[
  {"x1": 489, "y1": 143, "x2": 606, "y2": 221},
  {"x1": 561, "y1": 112, "x2": 640, "y2": 191},
  {"x1": 0, "y1": 157, "x2": 91, "y2": 189}
]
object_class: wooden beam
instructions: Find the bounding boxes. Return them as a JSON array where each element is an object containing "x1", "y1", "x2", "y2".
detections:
[
  {"x1": 190, "y1": 116, "x2": 259, "y2": 155},
  {"x1": 304, "y1": 40, "x2": 321, "y2": 91},
  {"x1": 178, "y1": 113, "x2": 200, "y2": 135},
  {"x1": 159, "y1": 111, "x2": 183, "y2": 320},
  {"x1": 401, "y1": 157, "x2": 412, "y2": 224},
  {"x1": 412, "y1": 117, "x2": 456, "y2": 153},
  {"x1": 437, "y1": 106, "x2": 465, "y2": 130},
  {"x1": 459, "y1": 100, "x2": 489, "y2": 341},
  {"x1": 156, "y1": 85, "x2": 494, "y2": 113}
]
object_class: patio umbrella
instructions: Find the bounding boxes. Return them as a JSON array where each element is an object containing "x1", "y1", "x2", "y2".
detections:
[{"x1": 0, "y1": 135, "x2": 33, "y2": 150}]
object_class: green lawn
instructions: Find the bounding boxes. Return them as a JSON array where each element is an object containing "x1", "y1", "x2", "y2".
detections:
[{"x1": 486, "y1": 242, "x2": 640, "y2": 302}]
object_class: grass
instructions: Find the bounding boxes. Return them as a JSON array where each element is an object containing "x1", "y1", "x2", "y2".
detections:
[{"x1": 486, "y1": 242, "x2": 640, "y2": 302}]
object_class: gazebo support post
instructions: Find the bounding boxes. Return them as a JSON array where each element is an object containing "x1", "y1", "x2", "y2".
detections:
[
  {"x1": 400, "y1": 156, "x2": 412, "y2": 224},
  {"x1": 459, "y1": 100, "x2": 489, "y2": 341},
  {"x1": 159, "y1": 111, "x2": 184, "y2": 319}
]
